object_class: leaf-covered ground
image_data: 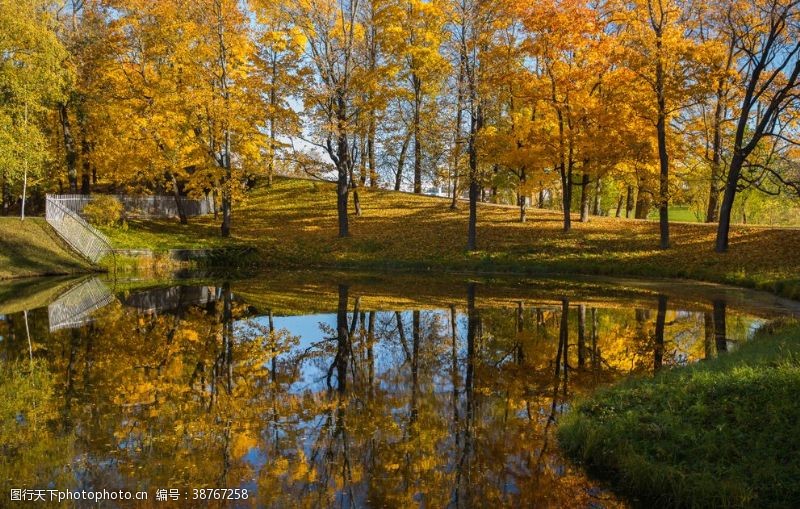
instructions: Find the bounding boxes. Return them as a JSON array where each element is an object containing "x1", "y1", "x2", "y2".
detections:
[{"x1": 103, "y1": 177, "x2": 800, "y2": 299}]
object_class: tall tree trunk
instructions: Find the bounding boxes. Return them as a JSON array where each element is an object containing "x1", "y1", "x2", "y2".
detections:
[
  {"x1": 706, "y1": 39, "x2": 735, "y2": 223},
  {"x1": 395, "y1": 130, "x2": 411, "y2": 192},
  {"x1": 715, "y1": 153, "x2": 743, "y2": 252},
  {"x1": 267, "y1": 55, "x2": 278, "y2": 187},
  {"x1": 450, "y1": 54, "x2": 465, "y2": 210},
  {"x1": 593, "y1": 177, "x2": 601, "y2": 216},
  {"x1": 21, "y1": 160, "x2": 28, "y2": 221},
  {"x1": 79, "y1": 100, "x2": 92, "y2": 194},
  {"x1": 467, "y1": 163, "x2": 479, "y2": 250},
  {"x1": 705, "y1": 94, "x2": 724, "y2": 223},
  {"x1": 80, "y1": 139, "x2": 91, "y2": 195},
  {"x1": 216, "y1": 7, "x2": 233, "y2": 239},
  {"x1": 1, "y1": 171, "x2": 8, "y2": 216},
  {"x1": 518, "y1": 167, "x2": 527, "y2": 222},
  {"x1": 358, "y1": 133, "x2": 368, "y2": 186},
  {"x1": 560, "y1": 165, "x2": 572, "y2": 231},
  {"x1": 348, "y1": 164, "x2": 361, "y2": 217},
  {"x1": 579, "y1": 172, "x2": 590, "y2": 222},
  {"x1": 20, "y1": 102, "x2": 28, "y2": 220},
  {"x1": 221, "y1": 130, "x2": 232, "y2": 237},
  {"x1": 635, "y1": 186, "x2": 651, "y2": 219},
  {"x1": 221, "y1": 178, "x2": 232, "y2": 237},
  {"x1": 539, "y1": 184, "x2": 546, "y2": 209},
  {"x1": 59, "y1": 103, "x2": 78, "y2": 193},
  {"x1": 167, "y1": 172, "x2": 188, "y2": 225},
  {"x1": 552, "y1": 71, "x2": 570, "y2": 231},
  {"x1": 466, "y1": 103, "x2": 481, "y2": 251},
  {"x1": 413, "y1": 73, "x2": 423, "y2": 194},
  {"x1": 335, "y1": 90, "x2": 351, "y2": 237},
  {"x1": 337, "y1": 158, "x2": 350, "y2": 237},
  {"x1": 625, "y1": 185, "x2": 634, "y2": 218},
  {"x1": 615, "y1": 194, "x2": 624, "y2": 217},
  {"x1": 491, "y1": 165, "x2": 498, "y2": 203},
  {"x1": 655, "y1": 32, "x2": 670, "y2": 249},
  {"x1": 212, "y1": 188, "x2": 219, "y2": 220},
  {"x1": 368, "y1": 113, "x2": 377, "y2": 188}
]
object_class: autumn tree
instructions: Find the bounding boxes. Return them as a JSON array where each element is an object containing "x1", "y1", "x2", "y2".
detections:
[
  {"x1": 618, "y1": 0, "x2": 712, "y2": 248},
  {"x1": 691, "y1": 0, "x2": 740, "y2": 223},
  {"x1": 52, "y1": 0, "x2": 111, "y2": 196},
  {"x1": 479, "y1": 10, "x2": 539, "y2": 222},
  {"x1": 287, "y1": 0, "x2": 376, "y2": 237},
  {"x1": 97, "y1": 0, "x2": 205, "y2": 224},
  {"x1": 400, "y1": 0, "x2": 449, "y2": 193},
  {"x1": 715, "y1": 0, "x2": 800, "y2": 252},
  {"x1": 252, "y1": 0, "x2": 305, "y2": 187},
  {"x1": 185, "y1": 0, "x2": 268, "y2": 237},
  {"x1": 520, "y1": 0, "x2": 615, "y2": 231},
  {"x1": 357, "y1": 0, "x2": 406, "y2": 191},
  {"x1": 0, "y1": 0, "x2": 68, "y2": 218},
  {"x1": 452, "y1": 0, "x2": 502, "y2": 250}
]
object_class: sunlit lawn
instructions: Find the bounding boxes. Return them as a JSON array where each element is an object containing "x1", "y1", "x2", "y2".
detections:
[{"x1": 102, "y1": 177, "x2": 800, "y2": 299}]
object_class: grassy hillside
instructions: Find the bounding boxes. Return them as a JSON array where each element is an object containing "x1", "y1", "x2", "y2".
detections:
[
  {"x1": 0, "y1": 218, "x2": 92, "y2": 279},
  {"x1": 102, "y1": 177, "x2": 800, "y2": 298}
]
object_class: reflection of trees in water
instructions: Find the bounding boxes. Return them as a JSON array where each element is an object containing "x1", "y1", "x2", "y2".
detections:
[{"x1": 0, "y1": 287, "x2": 758, "y2": 507}]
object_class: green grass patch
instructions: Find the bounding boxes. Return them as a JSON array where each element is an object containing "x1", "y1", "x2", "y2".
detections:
[
  {"x1": 99, "y1": 219, "x2": 233, "y2": 250},
  {"x1": 557, "y1": 320, "x2": 800, "y2": 508},
  {"x1": 648, "y1": 205, "x2": 702, "y2": 223}
]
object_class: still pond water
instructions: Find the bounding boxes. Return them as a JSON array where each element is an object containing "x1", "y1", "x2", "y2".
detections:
[{"x1": 1, "y1": 272, "x2": 799, "y2": 508}]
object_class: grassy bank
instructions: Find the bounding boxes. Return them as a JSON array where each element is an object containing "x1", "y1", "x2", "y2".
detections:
[
  {"x1": 98, "y1": 177, "x2": 800, "y2": 298},
  {"x1": 0, "y1": 218, "x2": 92, "y2": 279},
  {"x1": 557, "y1": 320, "x2": 800, "y2": 508}
]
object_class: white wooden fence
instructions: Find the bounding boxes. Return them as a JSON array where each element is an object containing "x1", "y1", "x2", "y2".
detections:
[
  {"x1": 46, "y1": 195, "x2": 112, "y2": 263},
  {"x1": 49, "y1": 194, "x2": 214, "y2": 218}
]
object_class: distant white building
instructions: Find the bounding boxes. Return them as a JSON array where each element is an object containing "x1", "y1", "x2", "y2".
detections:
[{"x1": 423, "y1": 186, "x2": 450, "y2": 197}]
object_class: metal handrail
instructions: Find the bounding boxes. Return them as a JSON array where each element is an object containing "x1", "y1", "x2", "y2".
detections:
[{"x1": 46, "y1": 195, "x2": 113, "y2": 264}]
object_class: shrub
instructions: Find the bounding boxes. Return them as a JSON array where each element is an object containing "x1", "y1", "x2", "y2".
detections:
[{"x1": 83, "y1": 195, "x2": 124, "y2": 227}]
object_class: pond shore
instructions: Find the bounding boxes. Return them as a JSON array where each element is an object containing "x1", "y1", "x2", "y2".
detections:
[
  {"x1": 94, "y1": 177, "x2": 800, "y2": 300},
  {"x1": 5, "y1": 177, "x2": 800, "y2": 303}
]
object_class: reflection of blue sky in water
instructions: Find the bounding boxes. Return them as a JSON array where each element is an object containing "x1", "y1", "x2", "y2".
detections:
[
  {"x1": 234, "y1": 305, "x2": 766, "y2": 479},
  {"x1": 241, "y1": 310, "x2": 468, "y2": 394},
  {"x1": 239, "y1": 307, "x2": 765, "y2": 395},
  {"x1": 239, "y1": 309, "x2": 469, "y2": 476}
]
